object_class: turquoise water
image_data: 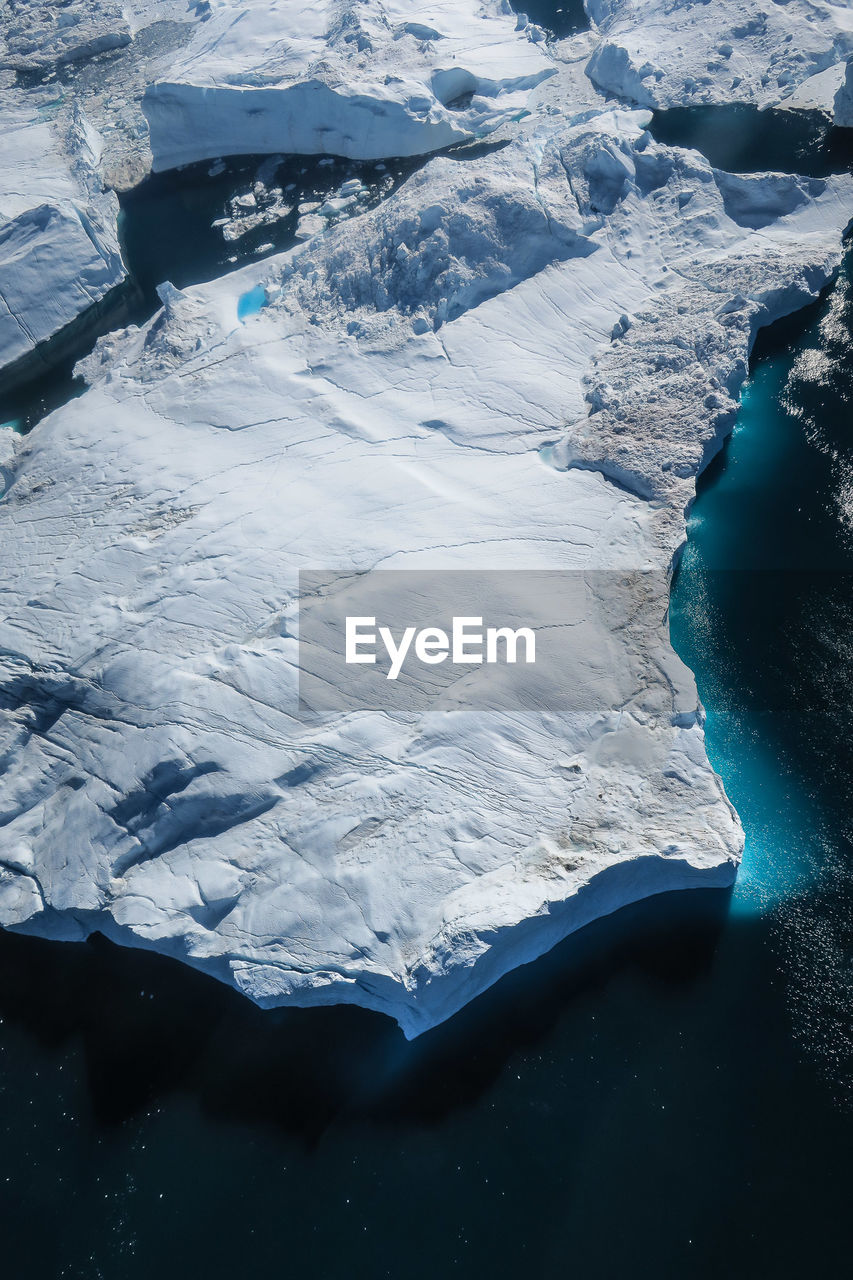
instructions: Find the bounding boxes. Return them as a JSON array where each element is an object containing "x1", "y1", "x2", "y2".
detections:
[{"x1": 671, "y1": 248, "x2": 853, "y2": 1078}]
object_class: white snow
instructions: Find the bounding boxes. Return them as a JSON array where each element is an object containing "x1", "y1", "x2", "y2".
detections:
[
  {"x1": 0, "y1": 105, "x2": 124, "y2": 380},
  {"x1": 1, "y1": 0, "x2": 853, "y2": 1034},
  {"x1": 585, "y1": 0, "x2": 853, "y2": 109},
  {"x1": 784, "y1": 61, "x2": 846, "y2": 114},
  {"x1": 143, "y1": 0, "x2": 555, "y2": 167},
  {"x1": 835, "y1": 59, "x2": 853, "y2": 128}
]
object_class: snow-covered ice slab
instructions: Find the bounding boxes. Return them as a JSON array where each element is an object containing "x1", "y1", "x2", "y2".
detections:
[
  {"x1": 585, "y1": 0, "x2": 853, "y2": 109},
  {"x1": 4, "y1": 58, "x2": 853, "y2": 1033},
  {"x1": 2, "y1": 3, "x2": 853, "y2": 1035},
  {"x1": 0, "y1": 107, "x2": 124, "y2": 382},
  {"x1": 143, "y1": 0, "x2": 555, "y2": 168}
]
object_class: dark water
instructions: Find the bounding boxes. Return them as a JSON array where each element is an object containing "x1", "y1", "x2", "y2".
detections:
[
  {"x1": 119, "y1": 153, "x2": 421, "y2": 312},
  {"x1": 511, "y1": 0, "x2": 589, "y2": 40},
  {"x1": 0, "y1": 351, "x2": 90, "y2": 436},
  {"x1": 1, "y1": 883, "x2": 849, "y2": 1279},
  {"x1": 2, "y1": 261, "x2": 853, "y2": 1274},
  {"x1": 649, "y1": 105, "x2": 853, "y2": 175}
]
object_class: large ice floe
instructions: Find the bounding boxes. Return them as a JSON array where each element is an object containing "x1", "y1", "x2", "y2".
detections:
[
  {"x1": 143, "y1": 0, "x2": 555, "y2": 167},
  {"x1": 1, "y1": 1, "x2": 853, "y2": 1035},
  {"x1": 585, "y1": 0, "x2": 853, "y2": 112}
]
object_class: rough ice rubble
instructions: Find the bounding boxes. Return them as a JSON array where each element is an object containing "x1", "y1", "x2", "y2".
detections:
[
  {"x1": 0, "y1": 0, "x2": 131, "y2": 72},
  {"x1": 142, "y1": 0, "x2": 555, "y2": 168},
  {"x1": 585, "y1": 0, "x2": 853, "y2": 110},
  {"x1": 4, "y1": 38, "x2": 853, "y2": 1032},
  {"x1": 215, "y1": 177, "x2": 293, "y2": 244}
]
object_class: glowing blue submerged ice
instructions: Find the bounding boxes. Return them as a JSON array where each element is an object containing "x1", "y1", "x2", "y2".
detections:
[{"x1": 237, "y1": 284, "x2": 267, "y2": 322}]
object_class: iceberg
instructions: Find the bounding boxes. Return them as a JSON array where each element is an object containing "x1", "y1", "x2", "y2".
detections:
[
  {"x1": 0, "y1": 0, "x2": 202, "y2": 383},
  {"x1": 585, "y1": 0, "x2": 853, "y2": 109},
  {"x1": 1, "y1": 0, "x2": 852, "y2": 1035},
  {"x1": 142, "y1": 0, "x2": 555, "y2": 168},
  {"x1": 835, "y1": 59, "x2": 853, "y2": 128}
]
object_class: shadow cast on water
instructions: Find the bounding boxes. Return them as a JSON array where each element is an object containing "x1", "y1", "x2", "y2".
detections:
[{"x1": 0, "y1": 883, "x2": 731, "y2": 1143}]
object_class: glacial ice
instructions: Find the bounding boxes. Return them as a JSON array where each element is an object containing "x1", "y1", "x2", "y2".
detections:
[
  {"x1": 0, "y1": 0, "x2": 131, "y2": 72},
  {"x1": 0, "y1": 0, "x2": 554, "y2": 382},
  {"x1": 585, "y1": 0, "x2": 853, "y2": 110},
  {"x1": 1, "y1": 1, "x2": 853, "y2": 1034},
  {"x1": 142, "y1": 0, "x2": 555, "y2": 168},
  {"x1": 0, "y1": 0, "x2": 201, "y2": 382},
  {"x1": 0, "y1": 106, "x2": 124, "y2": 385}
]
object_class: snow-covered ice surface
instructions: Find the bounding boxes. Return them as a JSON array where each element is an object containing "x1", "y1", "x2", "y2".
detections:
[
  {"x1": 0, "y1": 0, "x2": 201, "y2": 382},
  {"x1": 585, "y1": 0, "x2": 853, "y2": 110},
  {"x1": 143, "y1": 0, "x2": 555, "y2": 167},
  {"x1": 2, "y1": 2, "x2": 853, "y2": 1035},
  {"x1": 0, "y1": 104, "x2": 124, "y2": 385}
]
